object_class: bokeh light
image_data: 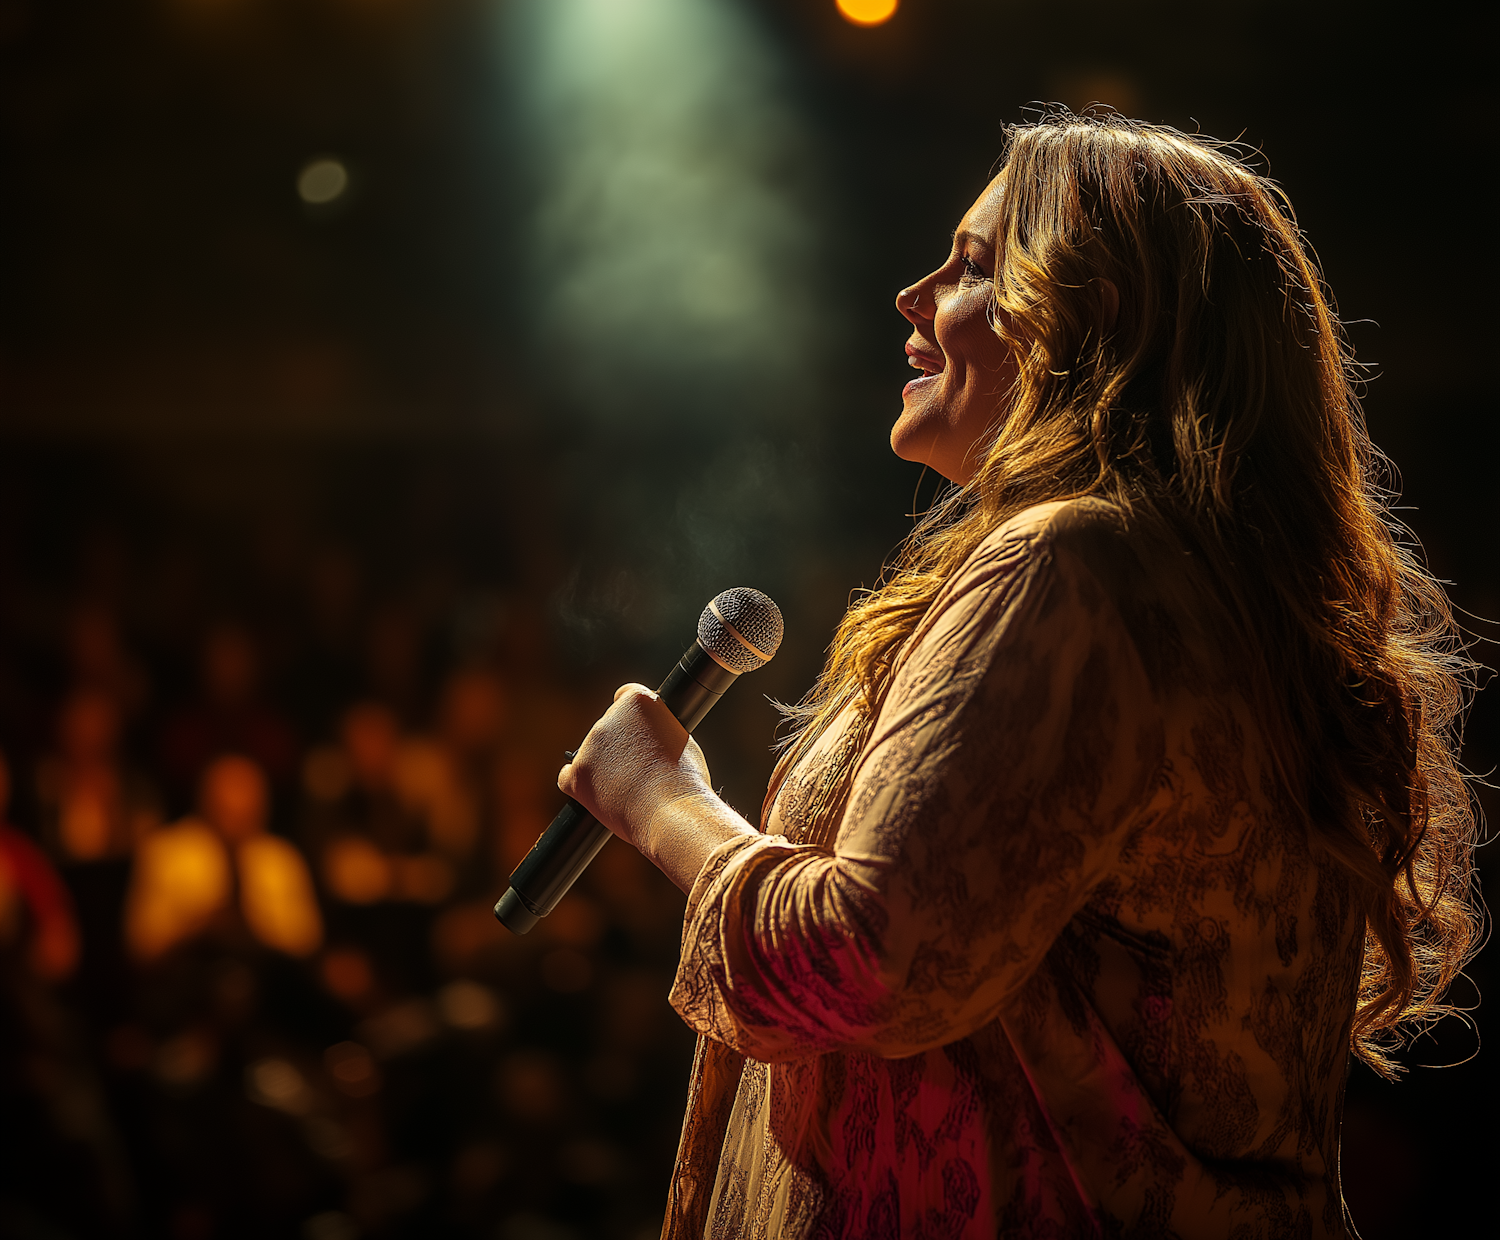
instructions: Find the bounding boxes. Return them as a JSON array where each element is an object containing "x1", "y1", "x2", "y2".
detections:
[
  {"x1": 325, "y1": 1041, "x2": 381, "y2": 1097},
  {"x1": 297, "y1": 157, "x2": 349, "y2": 205},
  {"x1": 836, "y1": 0, "x2": 898, "y2": 27},
  {"x1": 124, "y1": 819, "x2": 231, "y2": 961},
  {"x1": 322, "y1": 835, "x2": 392, "y2": 904},
  {"x1": 237, "y1": 834, "x2": 323, "y2": 957}
]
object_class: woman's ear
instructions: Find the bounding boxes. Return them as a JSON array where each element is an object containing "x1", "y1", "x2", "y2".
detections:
[{"x1": 1096, "y1": 278, "x2": 1120, "y2": 334}]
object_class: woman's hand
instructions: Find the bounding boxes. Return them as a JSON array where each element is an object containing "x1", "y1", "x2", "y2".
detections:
[
  {"x1": 558, "y1": 684, "x2": 758, "y2": 892},
  {"x1": 558, "y1": 684, "x2": 714, "y2": 854}
]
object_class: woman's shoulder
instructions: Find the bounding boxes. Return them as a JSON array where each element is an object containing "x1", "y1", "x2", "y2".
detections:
[
  {"x1": 898, "y1": 497, "x2": 1188, "y2": 699},
  {"x1": 906, "y1": 498, "x2": 1132, "y2": 668},
  {"x1": 988, "y1": 495, "x2": 1129, "y2": 549},
  {"x1": 963, "y1": 496, "x2": 1140, "y2": 592},
  {"x1": 983, "y1": 498, "x2": 1229, "y2": 698},
  {"x1": 951, "y1": 497, "x2": 1194, "y2": 657}
]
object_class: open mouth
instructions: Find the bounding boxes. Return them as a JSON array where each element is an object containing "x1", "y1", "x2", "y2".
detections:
[
  {"x1": 904, "y1": 343, "x2": 944, "y2": 395},
  {"x1": 904, "y1": 342, "x2": 944, "y2": 377}
]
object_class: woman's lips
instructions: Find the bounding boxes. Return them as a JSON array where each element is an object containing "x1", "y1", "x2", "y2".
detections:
[
  {"x1": 904, "y1": 343, "x2": 944, "y2": 376},
  {"x1": 903, "y1": 343, "x2": 943, "y2": 398}
]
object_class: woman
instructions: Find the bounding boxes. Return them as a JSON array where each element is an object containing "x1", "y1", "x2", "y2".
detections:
[{"x1": 560, "y1": 115, "x2": 1479, "y2": 1238}]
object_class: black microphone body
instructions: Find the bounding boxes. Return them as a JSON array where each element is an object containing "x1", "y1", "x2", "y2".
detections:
[{"x1": 493, "y1": 589, "x2": 782, "y2": 935}]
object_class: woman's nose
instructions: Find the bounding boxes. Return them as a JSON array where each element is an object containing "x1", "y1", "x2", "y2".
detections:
[{"x1": 896, "y1": 282, "x2": 933, "y2": 325}]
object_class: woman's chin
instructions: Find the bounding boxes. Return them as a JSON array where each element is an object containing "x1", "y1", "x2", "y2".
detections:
[
  {"x1": 890, "y1": 425, "x2": 940, "y2": 473},
  {"x1": 892, "y1": 393, "x2": 937, "y2": 459},
  {"x1": 889, "y1": 416, "x2": 921, "y2": 462}
]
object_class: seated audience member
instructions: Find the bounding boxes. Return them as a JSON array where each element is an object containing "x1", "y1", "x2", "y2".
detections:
[
  {"x1": 125, "y1": 755, "x2": 322, "y2": 962},
  {"x1": 36, "y1": 688, "x2": 159, "y2": 863},
  {"x1": 309, "y1": 701, "x2": 473, "y2": 906},
  {"x1": 433, "y1": 666, "x2": 511, "y2": 887},
  {"x1": 0, "y1": 751, "x2": 81, "y2": 982},
  {"x1": 438, "y1": 666, "x2": 507, "y2": 767},
  {"x1": 65, "y1": 605, "x2": 150, "y2": 723},
  {"x1": 0, "y1": 747, "x2": 131, "y2": 1235},
  {"x1": 157, "y1": 623, "x2": 298, "y2": 805}
]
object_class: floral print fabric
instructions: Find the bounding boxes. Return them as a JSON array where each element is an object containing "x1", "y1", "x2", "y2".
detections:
[{"x1": 661, "y1": 498, "x2": 1362, "y2": 1239}]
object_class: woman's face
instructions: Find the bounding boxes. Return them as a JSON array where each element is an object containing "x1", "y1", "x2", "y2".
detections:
[{"x1": 892, "y1": 174, "x2": 1017, "y2": 485}]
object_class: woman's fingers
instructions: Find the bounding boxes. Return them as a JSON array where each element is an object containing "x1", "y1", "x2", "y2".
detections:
[
  {"x1": 559, "y1": 684, "x2": 651, "y2": 791},
  {"x1": 557, "y1": 684, "x2": 709, "y2": 848}
]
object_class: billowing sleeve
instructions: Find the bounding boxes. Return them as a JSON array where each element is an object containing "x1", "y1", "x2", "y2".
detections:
[{"x1": 668, "y1": 515, "x2": 1165, "y2": 1061}]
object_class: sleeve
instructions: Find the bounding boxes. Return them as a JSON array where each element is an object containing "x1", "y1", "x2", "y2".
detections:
[{"x1": 667, "y1": 520, "x2": 1166, "y2": 1062}]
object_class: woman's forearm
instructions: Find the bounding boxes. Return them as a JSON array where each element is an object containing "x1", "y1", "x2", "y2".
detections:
[{"x1": 642, "y1": 791, "x2": 761, "y2": 894}]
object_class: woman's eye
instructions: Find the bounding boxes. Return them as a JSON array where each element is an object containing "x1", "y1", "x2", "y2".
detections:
[{"x1": 961, "y1": 254, "x2": 988, "y2": 281}]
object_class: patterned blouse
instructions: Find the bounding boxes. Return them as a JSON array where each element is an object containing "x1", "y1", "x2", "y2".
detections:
[{"x1": 660, "y1": 498, "x2": 1363, "y2": 1239}]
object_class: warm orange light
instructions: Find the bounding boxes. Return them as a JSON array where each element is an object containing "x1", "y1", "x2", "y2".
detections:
[
  {"x1": 125, "y1": 820, "x2": 231, "y2": 961},
  {"x1": 321, "y1": 946, "x2": 375, "y2": 1001},
  {"x1": 200, "y1": 755, "x2": 269, "y2": 843},
  {"x1": 390, "y1": 853, "x2": 455, "y2": 904},
  {"x1": 837, "y1": 0, "x2": 898, "y2": 27},
  {"x1": 127, "y1": 813, "x2": 323, "y2": 960},
  {"x1": 59, "y1": 781, "x2": 114, "y2": 860},
  {"x1": 325, "y1": 1041, "x2": 381, "y2": 1097},
  {"x1": 431, "y1": 901, "x2": 506, "y2": 974},
  {"x1": 238, "y1": 835, "x2": 323, "y2": 957},
  {"x1": 323, "y1": 835, "x2": 392, "y2": 904},
  {"x1": 393, "y1": 738, "x2": 477, "y2": 856},
  {"x1": 0, "y1": 850, "x2": 17, "y2": 944}
]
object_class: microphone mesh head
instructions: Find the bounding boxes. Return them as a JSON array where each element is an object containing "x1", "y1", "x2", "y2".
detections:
[{"x1": 697, "y1": 588, "x2": 784, "y2": 675}]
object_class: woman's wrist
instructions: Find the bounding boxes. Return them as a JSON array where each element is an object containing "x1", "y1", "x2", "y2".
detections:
[{"x1": 640, "y1": 789, "x2": 759, "y2": 894}]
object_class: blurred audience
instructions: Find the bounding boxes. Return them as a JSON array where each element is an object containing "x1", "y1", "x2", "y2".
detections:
[
  {"x1": 36, "y1": 688, "x2": 159, "y2": 863},
  {"x1": 0, "y1": 753, "x2": 81, "y2": 983},
  {"x1": 157, "y1": 624, "x2": 299, "y2": 809},
  {"x1": 0, "y1": 506, "x2": 693, "y2": 1239},
  {"x1": 125, "y1": 755, "x2": 322, "y2": 963},
  {"x1": 309, "y1": 701, "x2": 477, "y2": 909},
  {"x1": 66, "y1": 606, "x2": 151, "y2": 724},
  {"x1": 0, "y1": 748, "x2": 133, "y2": 1236}
]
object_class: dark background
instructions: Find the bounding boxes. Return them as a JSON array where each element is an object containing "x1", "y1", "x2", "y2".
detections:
[{"x1": 0, "y1": 1, "x2": 1493, "y2": 1237}]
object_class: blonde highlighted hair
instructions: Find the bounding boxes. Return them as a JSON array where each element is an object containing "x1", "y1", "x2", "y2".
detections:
[{"x1": 778, "y1": 113, "x2": 1479, "y2": 1075}]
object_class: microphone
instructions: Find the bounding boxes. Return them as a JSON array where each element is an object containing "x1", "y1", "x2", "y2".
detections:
[{"x1": 493, "y1": 587, "x2": 784, "y2": 935}]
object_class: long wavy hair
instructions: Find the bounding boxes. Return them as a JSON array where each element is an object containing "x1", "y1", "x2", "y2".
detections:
[{"x1": 777, "y1": 114, "x2": 1479, "y2": 1075}]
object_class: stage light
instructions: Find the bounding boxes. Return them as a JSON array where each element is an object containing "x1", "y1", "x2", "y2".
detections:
[
  {"x1": 201, "y1": 754, "x2": 268, "y2": 843},
  {"x1": 392, "y1": 738, "x2": 477, "y2": 856},
  {"x1": 507, "y1": 0, "x2": 825, "y2": 417},
  {"x1": 837, "y1": 0, "x2": 897, "y2": 26},
  {"x1": 298, "y1": 157, "x2": 348, "y2": 205}
]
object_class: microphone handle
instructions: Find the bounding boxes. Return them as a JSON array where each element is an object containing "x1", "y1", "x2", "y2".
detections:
[{"x1": 493, "y1": 640, "x2": 738, "y2": 934}]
